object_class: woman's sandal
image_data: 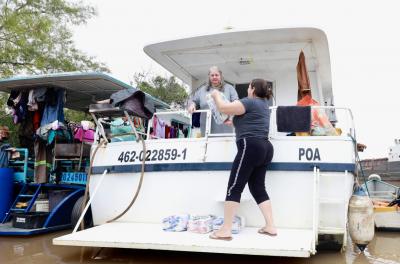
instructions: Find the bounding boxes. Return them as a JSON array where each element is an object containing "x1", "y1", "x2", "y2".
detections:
[
  {"x1": 209, "y1": 232, "x2": 233, "y2": 241},
  {"x1": 258, "y1": 228, "x2": 277, "y2": 236}
]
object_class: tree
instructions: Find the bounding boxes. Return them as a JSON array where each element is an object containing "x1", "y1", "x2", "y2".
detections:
[
  {"x1": 133, "y1": 72, "x2": 188, "y2": 108},
  {"x1": 0, "y1": 0, "x2": 108, "y2": 77},
  {"x1": 0, "y1": 0, "x2": 108, "y2": 146}
]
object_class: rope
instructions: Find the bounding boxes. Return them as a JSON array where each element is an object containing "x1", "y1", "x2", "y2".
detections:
[
  {"x1": 79, "y1": 131, "x2": 147, "y2": 229},
  {"x1": 350, "y1": 134, "x2": 370, "y2": 196},
  {"x1": 80, "y1": 138, "x2": 107, "y2": 230},
  {"x1": 105, "y1": 113, "x2": 147, "y2": 222},
  {"x1": 106, "y1": 135, "x2": 146, "y2": 223}
]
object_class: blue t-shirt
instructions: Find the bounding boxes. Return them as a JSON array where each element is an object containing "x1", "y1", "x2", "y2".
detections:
[
  {"x1": 190, "y1": 83, "x2": 239, "y2": 134},
  {"x1": 233, "y1": 97, "x2": 271, "y2": 140}
]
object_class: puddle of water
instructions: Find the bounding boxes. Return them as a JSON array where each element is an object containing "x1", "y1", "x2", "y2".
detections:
[{"x1": 0, "y1": 230, "x2": 398, "y2": 264}]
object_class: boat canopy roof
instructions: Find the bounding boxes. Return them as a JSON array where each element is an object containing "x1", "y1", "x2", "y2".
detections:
[
  {"x1": 144, "y1": 27, "x2": 333, "y2": 99},
  {"x1": 0, "y1": 72, "x2": 169, "y2": 112}
]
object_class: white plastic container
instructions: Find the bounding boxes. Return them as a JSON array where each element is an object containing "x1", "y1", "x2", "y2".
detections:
[
  {"x1": 34, "y1": 200, "x2": 49, "y2": 212},
  {"x1": 348, "y1": 192, "x2": 374, "y2": 251}
]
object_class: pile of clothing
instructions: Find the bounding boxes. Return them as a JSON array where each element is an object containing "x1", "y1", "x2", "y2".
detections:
[
  {"x1": 7, "y1": 88, "x2": 67, "y2": 183},
  {"x1": 187, "y1": 215, "x2": 214, "y2": 233},
  {"x1": 162, "y1": 214, "x2": 190, "y2": 232},
  {"x1": 212, "y1": 216, "x2": 244, "y2": 234},
  {"x1": 8, "y1": 88, "x2": 66, "y2": 147},
  {"x1": 162, "y1": 214, "x2": 244, "y2": 234},
  {"x1": 296, "y1": 94, "x2": 338, "y2": 136},
  {"x1": 71, "y1": 120, "x2": 95, "y2": 143}
]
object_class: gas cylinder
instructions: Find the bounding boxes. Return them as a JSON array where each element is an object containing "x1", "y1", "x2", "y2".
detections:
[{"x1": 348, "y1": 186, "x2": 374, "y2": 252}]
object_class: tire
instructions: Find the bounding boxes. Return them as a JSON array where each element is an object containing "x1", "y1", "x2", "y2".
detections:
[{"x1": 71, "y1": 196, "x2": 93, "y2": 230}]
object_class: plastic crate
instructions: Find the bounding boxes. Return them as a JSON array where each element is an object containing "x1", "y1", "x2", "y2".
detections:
[
  {"x1": 8, "y1": 148, "x2": 34, "y2": 183},
  {"x1": 11, "y1": 212, "x2": 49, "y2": 229}
]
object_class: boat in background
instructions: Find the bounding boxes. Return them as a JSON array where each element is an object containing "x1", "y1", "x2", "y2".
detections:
[
  {"x1": 388, "y1": 139, "x2": 400, "y2": 173},
  {"x1": 0, "y1": 73, "x2": 168, "y2": 235},
  {"x1": 362, "y1": 174, "x2": 400, "y2": 229}
]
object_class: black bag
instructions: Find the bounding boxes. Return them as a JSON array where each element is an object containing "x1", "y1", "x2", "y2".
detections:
[{"x1": 276, "y1": 106, "x2": 311, "y2": 132}]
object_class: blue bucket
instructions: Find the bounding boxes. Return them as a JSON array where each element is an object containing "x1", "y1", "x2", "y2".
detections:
[{"x1": 0, "y1": 168, "x2": 14, "y2": 222}]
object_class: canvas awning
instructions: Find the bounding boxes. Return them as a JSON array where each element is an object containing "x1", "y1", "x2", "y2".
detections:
[
  {"x1": 0, "y1": 72, "x2": 169, "y2": 112},
  {"x1": 144, "y1": 27, "x2": 332, "y2": 97}
]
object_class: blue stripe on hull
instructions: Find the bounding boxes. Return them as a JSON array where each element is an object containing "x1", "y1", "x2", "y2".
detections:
[{"x1": 92, "y1": 162, "x2": 356, "y2": 174}]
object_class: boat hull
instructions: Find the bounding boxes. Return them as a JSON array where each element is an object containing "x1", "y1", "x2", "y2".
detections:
[
  {"x1": 54, "y1": 136, "x2": 355, "y2": 257},
  {"x1": 374, "y1": 205, "x2": 400, "y2": 229}
]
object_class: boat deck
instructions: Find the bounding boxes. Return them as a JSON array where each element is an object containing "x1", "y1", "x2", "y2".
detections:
[
  {"x1": 53, "y1": 222, "x2": 314, "y2": 258},
  {"x1": 0, "y1": 222, "x2": 71, "y2": 236}
]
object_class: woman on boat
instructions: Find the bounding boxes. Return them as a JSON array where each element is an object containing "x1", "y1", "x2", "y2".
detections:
[
  {"x1": 209, "y1": 78, "x2": 277, "y2": 240},
  {"x1": 187, "y1": 66, "x2": 238, "y2": 134}
]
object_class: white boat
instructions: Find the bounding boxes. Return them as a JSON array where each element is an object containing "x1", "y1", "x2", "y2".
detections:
[
  {"x1": 363, "y1": 175, "x2": 400, "y2": 229},
  {"x1": 388, "y1": 139, "x2": 400, "y2": 174},
  {"x1": 49, "y1": 28, "x2": 360, "y2": 258}
]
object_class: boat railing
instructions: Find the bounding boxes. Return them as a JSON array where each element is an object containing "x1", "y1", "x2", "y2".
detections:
[
  {"x1": 145, "y1": 106, "x2": 356, "y2": 141},
  {"x1": 146, "y1": 109, "x2": 236, "y2": 139},
  {"x1": 92, "y1": 105, "x2": 356, "y2": 142},
  {"x1": 91, "y1": 110, "x2": 141, "y2": 143}
]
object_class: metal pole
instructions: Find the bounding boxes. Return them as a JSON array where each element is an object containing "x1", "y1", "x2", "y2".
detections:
[{"x1": 73, "y1": 169, "x2": 108, "y2": 233}]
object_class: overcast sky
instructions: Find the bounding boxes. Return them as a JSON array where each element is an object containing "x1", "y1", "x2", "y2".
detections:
[{"x1": 73, "y1": 0, "x2": 400, "y2": 159}]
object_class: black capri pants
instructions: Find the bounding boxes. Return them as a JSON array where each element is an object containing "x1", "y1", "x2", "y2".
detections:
[{"x1": 226, "y1": 137, "x2": 274, "y2": 204}]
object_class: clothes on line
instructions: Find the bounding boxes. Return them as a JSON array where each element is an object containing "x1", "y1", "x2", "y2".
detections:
[{"x1": 151, "y1": 115, "x2": 190, "y2": 139}]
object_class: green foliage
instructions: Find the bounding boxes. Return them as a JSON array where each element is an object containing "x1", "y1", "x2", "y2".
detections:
[
  {"x1": 0, "y1": 0, "x2": 109, "y2": 77},
  {"x1": 0, "y1": 93, "x2": 19, "y2": 145},
  {"x1": 0, "y1": 0, "x2": 108, "y2": 147},
  {"x1": 134, "y1": 72, "x2": 188, "y2": 108},
  {"x1": 64, "y1": 108, "x2": 90, "y2": 123}
]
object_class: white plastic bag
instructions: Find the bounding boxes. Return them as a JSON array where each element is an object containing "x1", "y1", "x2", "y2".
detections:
[
  {"x1": 212, "y1": 215, "x2": 245, "y2": 234},
  {"x1": 162, "y1": 214, "x2": 190, "y2": 232},
  {"x1": 187, "y1": 215, "x2": 215, "y2": 234},
  {"x1": 206, "y1": 93, "x2": 230, "y2": 125}
]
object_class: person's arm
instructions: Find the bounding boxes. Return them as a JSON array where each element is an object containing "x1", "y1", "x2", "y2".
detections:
[
  {"x1": 187, "y1": 102, "x2": 196, "y2": 113},
  {"x1": 229, "y1": 85, "x2": 239, "y2": 102},
  {"x1": 187, "y1": 88, "x2": 201, "y2": 113},
  {"x1": 211, "y1": 90, "x2": 245, "y2": 116}
]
